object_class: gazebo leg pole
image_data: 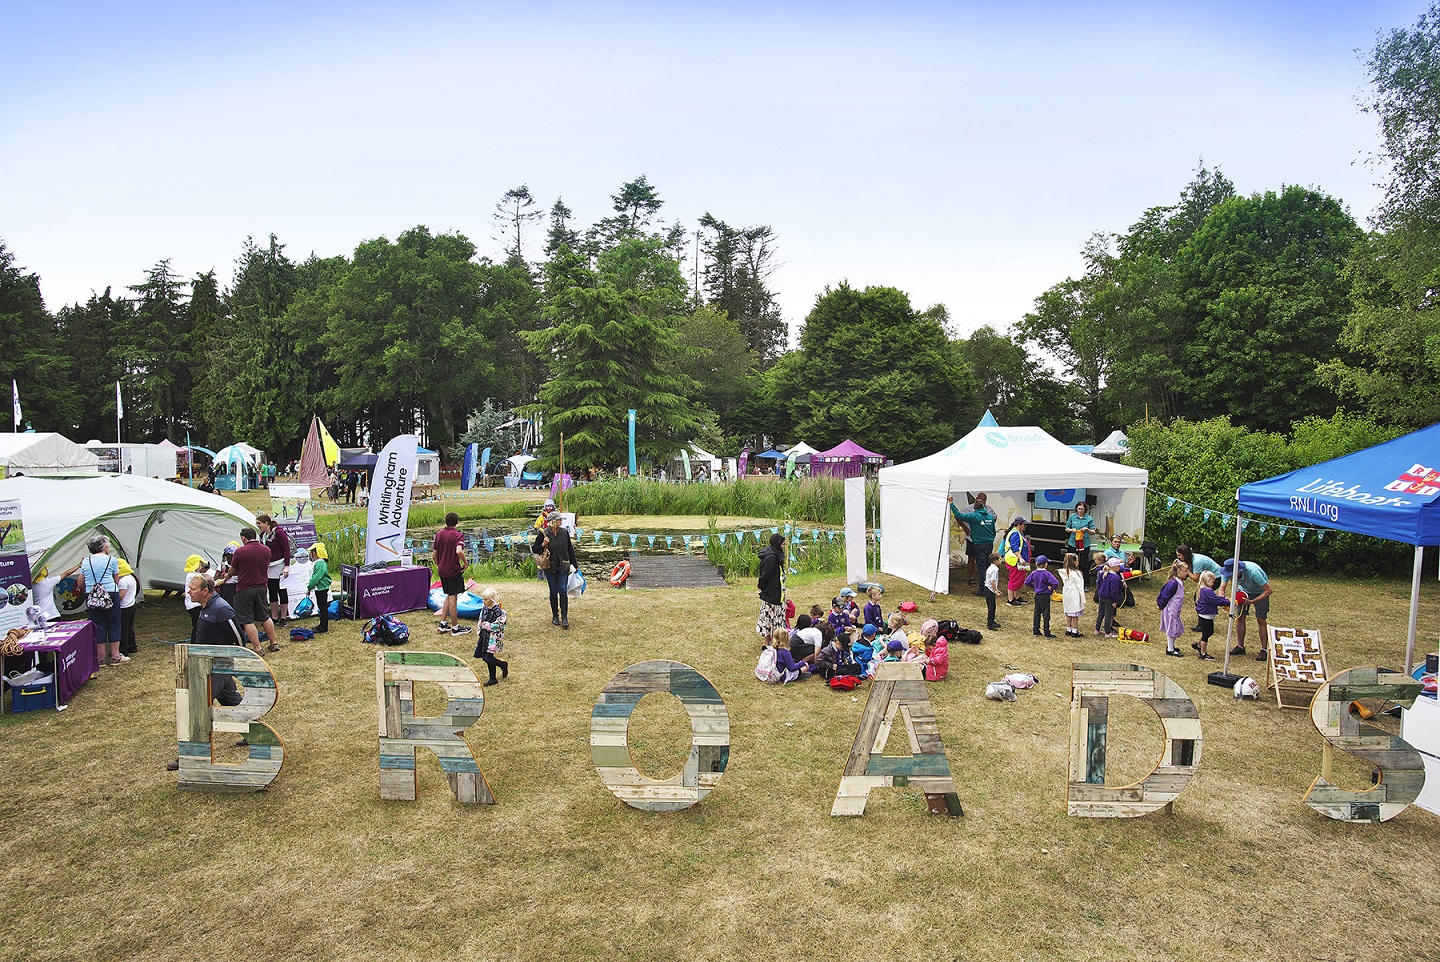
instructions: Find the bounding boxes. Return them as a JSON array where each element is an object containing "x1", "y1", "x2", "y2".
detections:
[
  {"x1": 1217, "y1": 508, "x2": 1244, "y2": 681},
  {"x1": 1405, "y1": 544, "x2": 1423, "y2": 674}
]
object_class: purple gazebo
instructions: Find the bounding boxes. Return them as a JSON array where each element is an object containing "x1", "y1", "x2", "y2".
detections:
[{"x1": 811, "y1": 439, "x2": 885, "y2": 478}]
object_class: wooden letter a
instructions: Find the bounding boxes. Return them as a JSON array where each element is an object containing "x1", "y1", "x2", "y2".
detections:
[{"x1": 832, "y1": 662, "x2": 962, "y2": 817}]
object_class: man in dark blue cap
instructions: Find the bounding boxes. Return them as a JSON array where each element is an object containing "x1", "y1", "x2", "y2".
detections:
[{"x1": 1220, "y1": 558, "x2": 1272, "y2": 661}]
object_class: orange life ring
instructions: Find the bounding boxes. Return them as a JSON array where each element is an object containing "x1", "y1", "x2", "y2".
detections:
[{"x1": 610, "y1": 559, "x2": 631, "y2": 587}]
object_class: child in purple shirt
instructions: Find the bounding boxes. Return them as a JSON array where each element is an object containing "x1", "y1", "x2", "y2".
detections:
[
  {"x1": 862, "y1": 585, "x2": 885, "y2": 633},
  {"x1": 828, "y1": 596, "x2": 854, "y2": 637},
  {"x1": 1024, "y1": 555, "x2": 1061, "y2": 638},
  {"x1": 1190, "y1": 571, "x2": 1230, "y2": 661}
]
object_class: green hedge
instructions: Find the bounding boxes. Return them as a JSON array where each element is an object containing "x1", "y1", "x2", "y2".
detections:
[{"x1": 1126, "y1": 414, "x2": 1409, "y2": 577}]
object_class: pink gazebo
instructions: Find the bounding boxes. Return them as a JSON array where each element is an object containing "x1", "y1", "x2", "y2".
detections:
[{"x1": 811, "y1": 439, "x2": 884, "y2": 478}]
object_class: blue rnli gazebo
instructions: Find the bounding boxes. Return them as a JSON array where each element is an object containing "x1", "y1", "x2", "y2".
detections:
[{"x1": 1235, "y1": 422, "x2": 1440, "y2": 670}]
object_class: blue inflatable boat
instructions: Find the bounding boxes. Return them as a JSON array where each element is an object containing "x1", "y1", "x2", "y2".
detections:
[{"x1": 425, "y1": 587, "x2": 485, "y2": 619}]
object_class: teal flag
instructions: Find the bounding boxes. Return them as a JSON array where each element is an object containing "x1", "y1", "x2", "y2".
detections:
[{"x1": 628, "y1": 409, "x2": 637, "y2": 476}]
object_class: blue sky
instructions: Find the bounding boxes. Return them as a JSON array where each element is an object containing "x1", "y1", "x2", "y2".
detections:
[{"x1": 1, "y1": 1, "x2": 1426, "y2": 340}]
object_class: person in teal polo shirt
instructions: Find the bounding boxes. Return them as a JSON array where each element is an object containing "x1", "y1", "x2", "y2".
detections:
[
  {"x1": 949, "y1": 493, "x2": 997, "y2": 597},
  {"x1": 1065, "y1": 501, "x2": 1098, "y2": 553},
  {"x1": 1220, "y1": 557, "x2": 1272, "y2": 661}
]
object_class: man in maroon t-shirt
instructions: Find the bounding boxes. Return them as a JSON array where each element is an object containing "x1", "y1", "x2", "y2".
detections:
[
  {"x1": 231, "y1": 526, "x2": 279, "y2": 652},
  {"x1": 433, "y1": 512, "x2": 469, "y2": 635}
]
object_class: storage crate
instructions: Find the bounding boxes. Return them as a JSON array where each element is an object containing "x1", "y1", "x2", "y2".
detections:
[{"x1": 12, "y1": 682, "x2": 56, "y2": 712}]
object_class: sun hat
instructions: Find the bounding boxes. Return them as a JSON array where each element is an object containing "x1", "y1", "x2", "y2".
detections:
[
  {"x1": 184, "y1": 554, "x2": 205, "y2": 573},
  {"x1": 1034, "y1": 554, "x2": 1049, "y2": 567},
  {"x1": 116, "y1": 559, "x2": 133, "y2": 578},
  {"x1": 1106, "y1": 557, "x2": 1124, "y2": 568},
  {"x1": 839, "y1": 587, "x2": 856, "y2": 597},
  {"x1": 886, "y1": 639, "x2": 904, "y2": 652},
  {"x1": 544, "y1": 498, "x2": 556, "y2": 508},
  {"x1": 862, "y1": 624, "x2": 878, "y2": 638}
]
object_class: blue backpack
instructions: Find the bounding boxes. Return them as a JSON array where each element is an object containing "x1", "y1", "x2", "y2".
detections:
[{"x1": 362, "y1": 614, "x2": 410, "y2": 646}]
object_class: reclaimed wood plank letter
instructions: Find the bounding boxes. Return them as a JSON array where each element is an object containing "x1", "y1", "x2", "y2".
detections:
[
  {"x1": 1067, "y1": 663, "x2": 1201, "y2": 817},
  {"x1": 590, "y1": 660, "x2": 729, "y2": 812},
  {"x1": 376, "y1": 650, "x2": 493, "y2": 804},
  {"x1": 173, "y1": 643, "x2": 284, "y2": 793},
  {"x1": 1305, "y1": 667, "x2": 1424, "y2": 823},
  {"x1": 832, "y1": 661, "x2": 962, "y2": 817}
]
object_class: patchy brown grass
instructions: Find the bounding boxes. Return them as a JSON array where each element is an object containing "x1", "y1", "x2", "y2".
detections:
[{"x1": 1, "y1": 564, "x2": 1438, "y2": 962}]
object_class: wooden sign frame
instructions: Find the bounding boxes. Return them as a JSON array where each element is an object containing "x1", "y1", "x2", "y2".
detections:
[{"x1": 1266, "y1": 626, "x2": 1329, "y2": 710}]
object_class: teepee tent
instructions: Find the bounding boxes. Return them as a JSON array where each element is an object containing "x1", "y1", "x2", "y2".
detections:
[
  {"x1": 1, "y1": 475, "x2": 257, "y2": 591},
  {"x1": 297, "y1": 416, "x2": 330, "y2": 487}
]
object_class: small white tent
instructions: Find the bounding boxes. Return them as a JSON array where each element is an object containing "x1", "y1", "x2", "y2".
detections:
[
  {"x1": 1, "y1": 475, "x2": 256, "y2": 591},
  {"x1": 1092, "y1": 430, "x2": 1130, "y2": 456},
  {"x1": 0, "y1": 433, "x2": 100, "y2": 476},
  {"x1": 879, "y1": 424, "x2": 1149, "y2": 593}
]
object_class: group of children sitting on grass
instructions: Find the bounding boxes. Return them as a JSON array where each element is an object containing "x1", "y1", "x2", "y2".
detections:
[{"x1": 759, "y1": 585, "x2": 949, "y2": 685}]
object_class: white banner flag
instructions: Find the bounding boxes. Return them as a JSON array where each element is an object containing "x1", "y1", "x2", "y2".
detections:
[
  {"x1": 11, "y1": 379, "x2": 19, "y2": 429},
  {"x1": 115, "y1": 381, "x2": 123, "y2": 420},
  {"x1": 845, "y1": 476, "x2": 867, "y2": 585},
  {"x1": 364, "y1": 434, "x2": 419, "y2": 565}
]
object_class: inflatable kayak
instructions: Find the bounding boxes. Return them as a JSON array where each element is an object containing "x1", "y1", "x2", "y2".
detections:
[{"x1": 425, "y1": 587, "x2": 485, "y2": 619}]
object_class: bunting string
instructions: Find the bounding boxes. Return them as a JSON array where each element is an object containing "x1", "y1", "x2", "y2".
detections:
[{"x1": 1158, "y1": 491, "x2": 1329, "y2": 542}]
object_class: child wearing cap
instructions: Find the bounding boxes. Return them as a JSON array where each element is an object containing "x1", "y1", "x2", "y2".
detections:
[
  {"x1": 815, "y1": 625, "x2": 863, "y2": 681},
  {"x1": 1024, "y1": 555, "x2": 1060, "y2": 638},
  {"x1": 307, "y1": 545, "x2": 331, "y2": 633},
  {"x1": 838, "y1": 587, "x2": 862, "y2": 625},
  {"x1": 1095, "y1": 557, "x2": 1125, "y2": 638},
  {"x1": 182, "y1": 555, "x2": 212, "y2": 644},
  {"x1": 828, "y1": 596, "x2": 854, "y2": 637}
]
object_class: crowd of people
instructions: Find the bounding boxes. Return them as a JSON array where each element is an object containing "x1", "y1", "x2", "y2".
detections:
[
  {"x1": 753, "y1": 498, "x2": 1276, "y2": 688},
  {"x1": 756, "y1": 533, "x2": 950, "y2": 685}
]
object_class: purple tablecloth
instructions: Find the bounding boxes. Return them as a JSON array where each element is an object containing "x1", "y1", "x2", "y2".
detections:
[
  {"x1": 354, "y1": 565, "x2": 430, "y2": 619},
  {"x1": 10, "y1": 619, "x2": 96, "y2": 708}
]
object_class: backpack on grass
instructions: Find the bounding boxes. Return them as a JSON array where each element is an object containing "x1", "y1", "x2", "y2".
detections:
[
  {"x1": 755, "y1": 647, "x2": 783, "y2": 684},
  {"x1": 362, "y1": 614, "x2": 410, "y2": 646}
]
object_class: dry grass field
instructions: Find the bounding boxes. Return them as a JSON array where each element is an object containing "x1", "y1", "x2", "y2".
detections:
[{"x1": 2, "y1": 557, "x2": 1438, "y2": 962}]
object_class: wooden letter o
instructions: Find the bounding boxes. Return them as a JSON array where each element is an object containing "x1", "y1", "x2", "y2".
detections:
[{"x1": 590, "y1": 660, "x2": 730, "y2": 811}]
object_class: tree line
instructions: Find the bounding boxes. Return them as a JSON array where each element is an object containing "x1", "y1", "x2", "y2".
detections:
[{"x1": 2, "y1": 5, "x2": 1437, "y2": 470}]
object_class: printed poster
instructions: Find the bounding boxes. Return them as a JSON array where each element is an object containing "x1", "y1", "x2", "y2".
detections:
[
  {"x1": 0, "y1": 499, "x2": 35, "y2": 633},
  {"x1": 270, "y1": 482, "x2": 318, "y2": 552}
]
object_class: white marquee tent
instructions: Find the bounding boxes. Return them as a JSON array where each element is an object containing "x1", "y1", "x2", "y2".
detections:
[
  {"x1": 1, "y1": 475, "x2": 256, "y2": 591},
  {"x1": 0, "y1": 433, "x2": 100, "y2": 476},
  {"x1": 879, "y1": 424, "x2": 1149, "y2": 593}
]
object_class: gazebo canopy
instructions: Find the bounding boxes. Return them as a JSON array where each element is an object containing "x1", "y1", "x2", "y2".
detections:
[{"x1": 815, "y1": 439, "x2": 884, "y2": 461}]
